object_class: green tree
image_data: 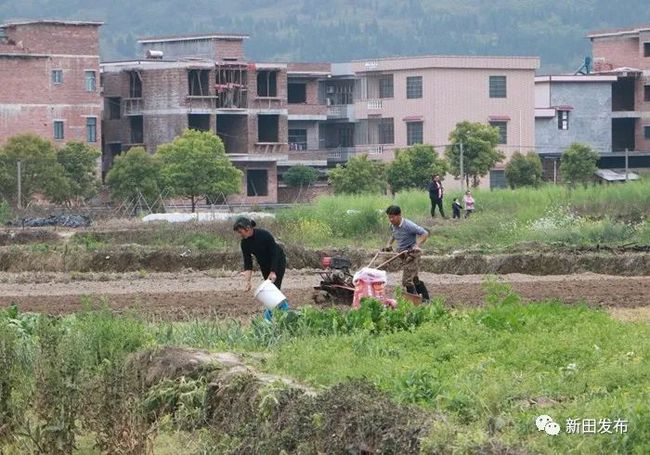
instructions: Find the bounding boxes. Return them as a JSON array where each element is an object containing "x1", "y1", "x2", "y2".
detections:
[
  {"x1": 386, "y1": 144, "x2": 448, "y2": 193},
  {"x1": 444, "y1": 121, "x2": 505, "y2": 188},
  {"x1": 156, "y1": 129, "x2": 242, "y2": 212},
  {"x1": 560, "y1": 142, "x2": 599, "y2": 187},
  {"x1": 283, "y1": 165, "x2": 319, "y2": 188},
  {"x1": 0, "y1": 133, "x2": 69, "y2": 206},
  {"x1": 505, "y1": 151, "x2": 543, "y2": 188},
  {"x1": 106, "y1": 147, "x2": 161, "y2": 210},
  {"x1": 329, "y1": 154, "x2": 386, "y2": 194},
  {"x1": 56, "y1": 142, "x2": 101, "y2": 205}
]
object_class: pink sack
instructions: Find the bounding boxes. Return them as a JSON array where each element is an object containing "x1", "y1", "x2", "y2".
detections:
[{"x1": 352, "y1": 267, "x2": 395, "y2": 309}]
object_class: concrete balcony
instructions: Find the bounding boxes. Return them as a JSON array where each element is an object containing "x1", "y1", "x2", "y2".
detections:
[
  {"x1": 186, "y1": 95, "x2": 219, "y2": 110},
  {"x1": 122, "y1": 98, "x2": 142, "y2": 116}
]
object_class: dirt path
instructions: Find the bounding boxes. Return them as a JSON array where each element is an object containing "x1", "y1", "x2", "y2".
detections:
[{"x1": 0, "y1": 271, "x2": 649, "y2": 320}]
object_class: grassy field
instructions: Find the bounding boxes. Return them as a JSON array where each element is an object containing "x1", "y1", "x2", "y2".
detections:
[
  {"x1": 59, "y1": 179, "x2": 650, "y2": 256},
  {"x1": 1, "y1": 280, "x2": 649, "y2": 453}
]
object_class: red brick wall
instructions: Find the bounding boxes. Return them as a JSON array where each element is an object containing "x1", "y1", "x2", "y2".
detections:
[
  {"x1": 0, "y1": 55, "x2": 101, "y2": 148},
  {"x1": 214, "y1": 39, "x2": 245, "y2": 60},
  {"x1": 3, "y1": 23, "x2": 100, "y2": 55},
  {"x1": 592, "y1": 34, "x2": 650, "y2": 151},
  {"x1": 228, "y1": 161, "x2": 278, "y2": 203},
  {"x1": 287, "y1": 63, "x2": 330, "y2": 73},
  {"x1": 248, "y1": 67, "x2": 288, "y2": 109}
]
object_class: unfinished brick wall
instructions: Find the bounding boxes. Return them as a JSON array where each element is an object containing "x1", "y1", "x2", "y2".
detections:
[
  {"x1": 1, "y1": 23, "x2": 100, "y2": 55},
  {"x1": 228, "y1": 161, "x2": 278, "y2": 204},
  {"x1": 214, "y1": 39, "x2": 246, "y2": 60},
  {"x1": 592, "y1": 32, "x2": 650, "y2": 151},
  {"x1": 0, "y1": 55, "x2": 101, "y2": 147},
  {"x1": 592, "y1": 36, "x2": 640, "y2": 72}
]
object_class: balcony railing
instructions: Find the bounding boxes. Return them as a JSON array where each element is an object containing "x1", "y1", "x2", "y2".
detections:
[
  {"x1": 367, "y1": 99, "x2": 383, "y2": 110},
  {"x1": 327, "y1": 145, "x2": 388, "y2": 162}
]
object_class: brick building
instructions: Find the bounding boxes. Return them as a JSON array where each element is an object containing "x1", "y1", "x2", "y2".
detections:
[
  {"x1": 0, "y1": 20, "x2": 102, "y2": 172},
  {"x1": 101, "y1": 33, "x2": 296, "y2": 203},
  {"x1": 101, "y1": 31, "x2": 541, "y2": 200},
  {"x1": 589, "y1": 25, "x2": 650, "y2": 170}
]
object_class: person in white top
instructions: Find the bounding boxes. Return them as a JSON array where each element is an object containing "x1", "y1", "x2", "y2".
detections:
[{"x1": 463, "y1": 190, "x2": 475, "y2": 218}]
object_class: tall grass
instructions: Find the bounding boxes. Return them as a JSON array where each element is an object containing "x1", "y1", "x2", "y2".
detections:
[{"x1": 276, "y1": 179, "x2": 650, "y2": 252}]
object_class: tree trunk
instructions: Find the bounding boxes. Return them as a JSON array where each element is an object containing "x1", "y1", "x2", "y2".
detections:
[{"x1": 191, "y1": 195, "x2": 195, "y2": 213}]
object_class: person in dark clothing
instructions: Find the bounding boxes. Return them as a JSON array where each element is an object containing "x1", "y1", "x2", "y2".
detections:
[
  {"x1": 233, "y1": 217, "x2": 287, "y2": 292},
  {"x1": 428, "y1": 174, "x2": 445, "y2": 218},
  {"x1": 452, "y1": 198, "x2": 463, "y2": 219}
]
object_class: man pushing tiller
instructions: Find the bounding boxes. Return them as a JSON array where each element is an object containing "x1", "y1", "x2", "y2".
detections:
[{"x1": 382, "y1": 205, "x2": 430, "y2": 302}]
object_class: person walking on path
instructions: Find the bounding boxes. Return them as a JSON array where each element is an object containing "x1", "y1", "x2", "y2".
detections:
[
  {"x1": 428, "y1": 174, "x2": 445, "y2": 218},
  {"x1": 382, "y1": 205, "x2": 430, "y2": 302}
]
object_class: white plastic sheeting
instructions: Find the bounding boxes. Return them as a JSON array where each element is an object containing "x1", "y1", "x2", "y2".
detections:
[{"x1": 142, "y1": 212, "x2": 276, "y2": 223}]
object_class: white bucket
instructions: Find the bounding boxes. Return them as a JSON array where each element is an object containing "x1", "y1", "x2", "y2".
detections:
[{"x1": 253, "y1": 279, "x2": 287, "y2": 310}]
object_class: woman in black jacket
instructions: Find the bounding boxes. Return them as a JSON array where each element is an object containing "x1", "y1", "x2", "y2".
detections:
[{"x1": 233, "y1": 217, "x2": 287, "y2": 292}]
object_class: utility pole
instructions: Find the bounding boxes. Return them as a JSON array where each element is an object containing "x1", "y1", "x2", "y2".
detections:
[
  {"x1": 459, "y1": 142, "x2": 465, "y2": 193},
  {"x1": 16, "y1": 160, "x2": 22, "y2": 209},
  {"x1": 624, "y1": 147, "x2": 629, "y2": 182}
]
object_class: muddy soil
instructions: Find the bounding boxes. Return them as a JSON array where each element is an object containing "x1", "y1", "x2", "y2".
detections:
[{"x1": 0, "y1": 271, "x2": 648, "y2": 320}]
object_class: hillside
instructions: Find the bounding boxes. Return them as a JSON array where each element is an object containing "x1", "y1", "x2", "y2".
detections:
[{"x1": 1, "y1": 0, "x2": 649, "y2": 71}]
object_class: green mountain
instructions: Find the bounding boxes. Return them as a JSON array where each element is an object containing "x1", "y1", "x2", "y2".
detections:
[{"x1": 1, "y1": 0, "x2": 649, "y2": 72}]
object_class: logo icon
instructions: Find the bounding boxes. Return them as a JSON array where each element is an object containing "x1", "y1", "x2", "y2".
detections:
[{"x1": 536, "y1": 415, "x2": 561, "y2": 436}]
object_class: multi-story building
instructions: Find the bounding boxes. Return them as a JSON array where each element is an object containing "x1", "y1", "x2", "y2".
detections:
[
  {"x1": 322, "y1": 56, "x2": 539, "y2": 188},
  {"x1": 101, "y1": 32, "x2": 540, "y2": 200},
  {"x1": 535, "y1": 75, "x2": 617, "y2": 181},
  {"x1": 589, "y1": 25, "x2": 650, "y2": 170},
  {"x1": 101, "y1": 32, "x2": 294, "y2": 203},
  {"x1": 0, "y1": 20, "x2": 103, "y2": 172}
]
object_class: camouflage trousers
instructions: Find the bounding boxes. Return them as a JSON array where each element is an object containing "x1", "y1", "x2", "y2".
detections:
[{"x1": 400, "y1": 249, "x2": 421, "y2": 292}]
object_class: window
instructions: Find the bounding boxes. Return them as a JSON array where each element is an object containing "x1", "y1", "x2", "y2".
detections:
[
  {"x1": 130, "y1": 116, "x2": 144, "y2": 144},
  {"x1": 406, "y1": 121, "x2": 423, "y2": 145},
  {"x1": 257, "y1": 71, "x2": 277, "y2": 97},
  {"x1": 645, "y1": 126, "x2": 650, "y2": 139},
  {"x1": 379, "y1": 74, "x2": 394, "y2": 98},
  {"x1": 258, "y1": 114, "x2": 279, "y2": 142},
  {"x1": 645, "y1": 42, "x2": 650, "y2": 57},
  {"x1": 85, "y1": 71, "x2": 96, "y2": 92},
  {"x1": 489, "y1": 170, "x2": 507, "y2": 189},
  {"x1": 53, "y1": 121, "x2": 64, "y2": 140},
  {"x1": 558, "y1": 110, "x2": 570, "y2": 130},
  {"x1": 378, "y1": 118, "x2": 394, "y2": 144},
  {"x1": 406, "y1": 76, "x2": 422, "y2": 99},
  {"x1": 86, "y1": 117, "x2": 97, "y2": 142},
  {"x1": 129, "y1": 71, "x2": 142, "y2": 98},
  {"x1": 288, "y1": 83, "x2": 307, "y2": 103},
  {"x1": 188, "y1": 70, "x2": 210, "y2": 96},
  {"x1": 489, "y1": 76, "x2": 506, "y2": 98},
  {"x1": 289, "y1": 129, "x2": 308, "y2": 150},
  {"x1": 338, "y1": 125, "x2": 354, "y2": 147},
  {"x1": 52, "y1": 69, "x2": 63, "y2": 85},
  {"x1": 107, "y1": 97, "x2": 121, "y2": 120},
  {"x1": 645, "y1": 85, "x2": 650, "y2": 102},
  {"x1": 489, "y1": 121, "x2": 508, "y2": 144},
  {"x1": 247, "y1": 169, "x2": 268, "y2": 196}
]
